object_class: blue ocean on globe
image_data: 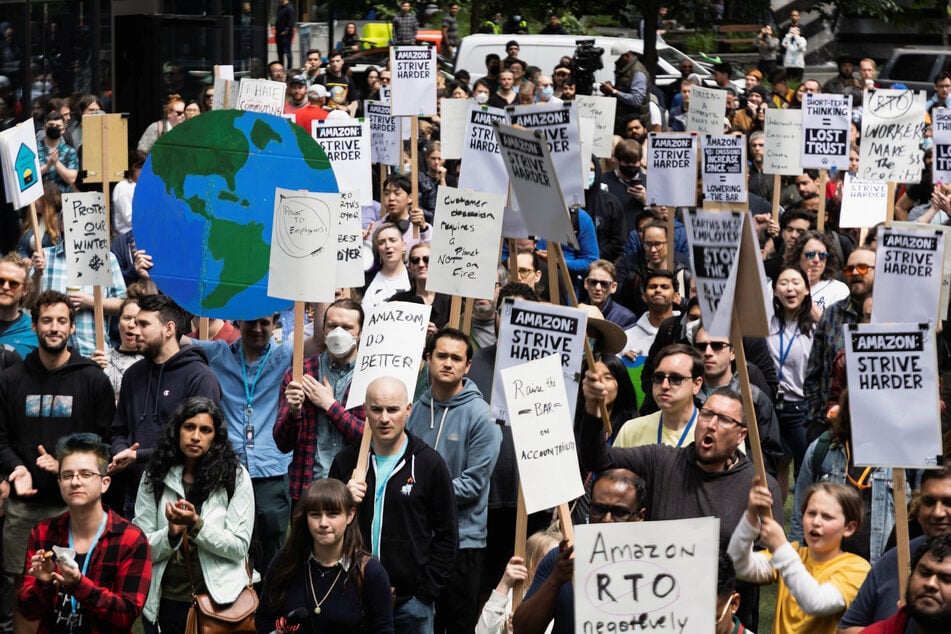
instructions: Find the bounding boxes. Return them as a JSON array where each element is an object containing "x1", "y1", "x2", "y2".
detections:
[{"x1": 132, "y1": 109, "x2": 337, "y2": 319}]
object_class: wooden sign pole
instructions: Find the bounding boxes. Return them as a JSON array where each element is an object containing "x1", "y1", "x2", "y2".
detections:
[
  {"x1": 292, "y1": 301, "x2": 305, "y2": 383},
  {"x1": 666, "y1": 208, "x2": 675, "y2": 272},
  {"x1": 350, "y1": 427, "x2": 373, "y2": 482},
  {"x1": 511, "y1": 486, "x2": 529, "y2": 610},
  {"x1": 817, "y1": 168, "x2": 828, "y2": 232},
  {"x1": 893, "y1": 468, "x2": 911, "y2": 603},
  {"x1": 29, "y1": 202, "x2": 41, "y2": 254},
  {"x1": 93, "y1": 287, "x2": 105, "y2": 352},
  {"x1": 886, "y1": 182, "x2": 896, "y2": 223},
  {"x1": 460, "y1": 298, "x2": 474, "y2": 335},
  {"x1": 198, "y1": 318, "x2": 210, "y2": 340},
  {"x1": 771, "y1": 174, "x2": 782, "y2": 226},
  {"x1": 508, "y1": 238, "x2": 518, "y2": 283},
  {"x1": 447, "y1": 295, "x2": 462, "y2": 329},
  {"x1": 411, "y1": 117, "x2": 420, "y2": 239}
]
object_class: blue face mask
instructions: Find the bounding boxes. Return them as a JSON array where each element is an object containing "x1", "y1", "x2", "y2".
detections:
[
  {"x1": 541, "y1": 86, "x2": 554, "y2": 100},
  {"x1": 587, "y1": 170, "x2": 597, "y2": 189},
  {"x1": 922, "y1": 137, "x2": 934, "y2": 152}
]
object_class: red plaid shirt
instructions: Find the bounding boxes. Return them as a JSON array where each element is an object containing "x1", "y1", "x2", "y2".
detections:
[
  {"x1": 18, "y1": 508, "x2": 152, "y2": 633},
  {"x1": 274, "y1": 353, "x2": 365, "y2": 500}
]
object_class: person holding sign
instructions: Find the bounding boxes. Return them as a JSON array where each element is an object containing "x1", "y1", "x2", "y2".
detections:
[
  {"x1": 407, "y1": 328, "x2": 501, "y2": 634},
  {"x1": 329, "y1": 376, "x2": 457, "y2": 634},
  {"x1": 729, "y1": 479, "x2": 870, "y2": 634}
]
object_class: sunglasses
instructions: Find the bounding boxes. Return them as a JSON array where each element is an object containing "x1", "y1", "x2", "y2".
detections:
[
  {"x1": 589, "y1": 503, "x2": 636, "y2": 521},
  {"x1": 0, "y1": 277, "x2": 23, "y2": 290},
  {"x1": 843, "y1": 263, "x2": 874, "y2": 276},
  {"x1": 172, "y1": 110, "x2": 185, "y2": 115},
  {"x1": 694, "y1": 341, "x2": 731, "y2": 352},
  {"x1": 585, "y1": 278, "x2": 612, "y2": 289},
  {"x1": 803, "y1": 250, "x2": 828, "y2": 260},
  {"x1": 651, "y1": 372, "x2": 690, "y2": 387},
  {"x1": 409, "y1": 255, "x2": 429, "y2": 265}
]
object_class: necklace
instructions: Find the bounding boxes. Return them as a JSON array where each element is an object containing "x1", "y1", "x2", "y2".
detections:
[{"x1": 306, "y1": 560, "x2": 344, "y2": 615}]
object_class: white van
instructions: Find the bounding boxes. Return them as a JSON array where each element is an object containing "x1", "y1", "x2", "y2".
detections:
[{"x1": 453, "y1": 33, "x2": 712, "y2": 90}]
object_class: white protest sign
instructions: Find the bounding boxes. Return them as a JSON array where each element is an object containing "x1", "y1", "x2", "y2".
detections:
[
  {"x1": 701, "y1": 135, "x2": 747, "y2": 204},
  {"x1": 839, "y1": 173, "x2": 888, "y2": 228},
  {"x1": 683, "y1": 210, "x2": 743, "y2": 338},
  {"x1": 845, "y1": 323, "x2": 942, "y2": 468},
  {"x1": 346, "y1": 302, "x2": 431, "y2": 408},
  {"x1": 428, "y1": 186, "x2": 505, "y2": 299},
  {"x1": 62, "y1": 192, "x2": 113, "y2": 286},
  {"x1": 890, "y1": 221, "x2": 951, "y2": 321},
  {"x1": 438, "y1": 98, "x2": 469, "y2": 159},
  {"x1": 0, "y1": 120, "x2": 44, "y2": 209},
  {"x1": 311, "y1": 118, "x2": 372, "y2": 206},
  {"x1": 236, "y1": 78, "x2": 287, "y2": 115},
  {"x1": 366, "y1": 100, "x2": 400, "y2": 166},
  {"x1": 390, "y1": 46, "x2": 437, "y2": 117},
  {"x1": 859, "y1": 88, "x2": 926, "y2": 183},
  {"x1": 458, "y1": 105, "x2": 508, "y2": 197},
  {"x1": 801, "y1": 93, "x2": 852, "y2": 169},
  {"x1": 494, "y1": 122, "x2": 578, "y2": 248},
  {"x1": 501, "y1": 204, "x2": 530, "y2": 240},
  {"x1": 491, "y1": 299, "x2": 587, "y2": 423},
  {"x1": 872, "y1": 226, "x2": 945, "y2": 323},
  {"x1": 507, "y1": 102, "x2": 585, "y2": 207},
  {"x1": 267, "y1": 187, "x2": 337, "y2": 301},
  {"x1": 212, "y1": 78, "x2": 239, "y2": 110},
  {"x1": 574, "y1": 518, "x2": 719, "y2": 634},
  {"x1": 646, "y1": 133, "x2": 697, "y2": 207},
  {"x1": 935, "y1": 109, "x2": 951, "y2": 184},
  {"x1": 686, "y1": 85, "x2": 727, "y2": 136},
  {"x1": 764, "y1": 109, "x2": 803, "y2": 175},
  {"x1": 579, "y1": 117, "x2": 595, "y2": 184},
  {"x1": 501, "y1": 353, "x2": 585, "y2": 513},
  {"x1": 335, "y1": 191, "x2": 364, "y2": 288},
  {"x1": 574, "y1": 95, "x2": 617, "y2": 158}
]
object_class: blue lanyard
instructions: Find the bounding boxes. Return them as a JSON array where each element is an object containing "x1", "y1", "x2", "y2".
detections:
[
  {"x1": 240, "y1": 344, "x2": 273, "y2": 412},
  {"x1": 67, "y1": 513, "x2": 107, "y2": 614},
  {"x1": 657, "y1": 407, "x2": 697, "y2": 447},
  {"x1": 777, "y1": 324, "x2": 799, "y2": 383}
]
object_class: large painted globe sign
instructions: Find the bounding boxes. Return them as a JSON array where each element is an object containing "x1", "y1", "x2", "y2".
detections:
[{"x1": 133, "y1": 110, "x2": 338, "y2": 319}]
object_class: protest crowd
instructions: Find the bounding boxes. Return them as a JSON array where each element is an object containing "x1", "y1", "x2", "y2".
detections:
[{"x1": 2, "y1": 3, "x2": 951, "y2": 634}]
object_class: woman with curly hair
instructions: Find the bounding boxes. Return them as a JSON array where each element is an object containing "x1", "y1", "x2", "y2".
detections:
[
  {"x1": 133, "y1": 396, "x2": 255, "y2": 633},
  {"x1": 783, "y1": 230, "x2": 848, "y2": 319},
  {"x1": 256, "y1": 479, "x2": 393, "y2": 633}
]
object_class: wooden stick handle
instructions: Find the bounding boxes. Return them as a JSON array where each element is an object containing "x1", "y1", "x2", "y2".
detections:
[
  {"x1": 817, "y1": 169, "x2": 828, "y2": 233},
  {"x1": 350, "y1": 426, "x2": 373, "y2": 482},
  {"x1": 511, "y1": 485, "x2": 528, "y2": 610},
  {"x1": 29, "y1": 202, "x2": 41, "y2": 254},
  {"x1": 93, "y1": 286, "x2": 105, "y2": 352},
  {"x1": 893, "y1": 468, "x2": 910, "y2": 603},
  {"x1": 292, "y1": 301, "x2": 305, "y2": 383}
]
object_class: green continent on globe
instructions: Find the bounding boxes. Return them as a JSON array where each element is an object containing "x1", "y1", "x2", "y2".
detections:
[
  {"x1": 251, "y1": 118, "x2": 282, "y2": 150},
  {"x1": 203, "y1": 217, "x2": 270, "y2": 309},
  {"x1": 291, "y1": 123, "x2": 332, "y2": 172}
]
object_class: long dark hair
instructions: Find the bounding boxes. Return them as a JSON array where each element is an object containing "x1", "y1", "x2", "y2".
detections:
[
  {"x1": 771, "y1": 265, "x2": 816, "y2": 336},
  {"x1": 264, "y1": 479, "x2": 368, "y2": 613},
  {"x1": 783, "y1": 230, "x2": 841, "y2": 282},
  {"x1": 142, "y1": 396, "x2": 239, "y2": 509},
  {"x1": 575, "y1": 353, "x2": 638, "y2": 438}
]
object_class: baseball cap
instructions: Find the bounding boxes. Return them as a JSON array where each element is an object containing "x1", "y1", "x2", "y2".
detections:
[
  {"x1": 289, "y1": 74, "x2": 307, "y2": 86},
  {"x1": 308, "y1": 84, "x2": 328, "y2": 98}
]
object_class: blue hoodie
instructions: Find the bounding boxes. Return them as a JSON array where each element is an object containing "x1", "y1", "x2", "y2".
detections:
[
  {"x1": 407, "y1": 378, "x2": 501, "y2": 549},
  {"x1": 0, "y1": 311, "x2": 37, "y2": 357}
]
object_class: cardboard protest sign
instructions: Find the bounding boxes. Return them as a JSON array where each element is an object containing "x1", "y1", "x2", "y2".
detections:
[
  {"x1": 311, "y1": 118, "x2": 372, "y2": 206},
  {"x1": 81, "y1": 113, "x2": 129, "y2": 185},
  {"x1": 889, "y1": 221, "x2": 951, "y2": 320},
  {"x1": 574, "y1": 95, "x2": 617, "y2": 158},
  {"x1": 801, "y1": 93, "x2": 852, "y2": 169},
  {"x1": 683, "y1": 210, "x2": 743, "y2": 338},
  {"x1": 507, "y1": 102, "x2": 585, "y2": 207},
  {"x1": 491, "y1": 298, "x2": 587, "y2": 423},
  {"x1": 494, "y1": 122, "x2": 577, "y2": 248},
  {"x1": 764, "y1": 109, "x2": 803, "y2": 175},
  {"x1": 366, "y1": 100, "x2": 400, "y2": 166},
  {"x1": 236, "y1": 78, "x2": 287, "y2": 115},
  {"x1": 335, "y1": 190, "x2": 364, "y2": 288},
  {"x1": 458, "y1": 105, "x2": 508, "y2": 197},
  {"x1": 428, "y1": 186, "x2": 506, "y2": 299},
  {"x1": 845, "y1": 323, "x2": 942, "y2": 468},
  {"x1": 438, "y1": 97, "x2": 469, "y2": 159},
  {"x1": 839, "y1": 174, "x2": 888, "y2": 228},
  {"x1": 500, "y1": 353, "x2": 585, "y2": 514},
  {"x1": 574, "y1": 518, "x2": 720, "y2": 634},
  {"x1": 212, "y1": 65, "x2": 236, "y2": 110},
  {"x1": 686, "y1": 85, "x2": 727, "y2": 136},
  {"x1": 646, "y1": 134, "x2": 697, "y2": 207},
  {"x1": 872, "y1": 226, "x2": 945, "y2": 323},
  {"x1": 346, "y1": 301, "x2": 431, "y2": 408},
  {"x1": 62, "y1": 192, "x2": 113, "y2": 286},
  {"x1": 701, "y1": 135, "x2": 747, "y2": 204},
  {"x1": 267, "y1": 188, "x2": 337, "y2": 302},
  {"x1": 0, "y1": 120, "x2": 43, "y2": 209},
  {"x1": 935, "y1": 109, "x2": 951, "y2": 184},
  {"x1": 389, "y1": 46, "x2": 437, "y2": 117},
  {"x1": 859, "y1": 89, "x2": 926, "y2": 183},
  {"x1": 579, "y1": 118, "x2": 595, "y2": 183}
]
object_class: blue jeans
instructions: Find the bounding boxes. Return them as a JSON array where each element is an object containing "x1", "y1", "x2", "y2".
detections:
[{"x1": 394, "y1": 597, "x2": 434, "y2": 634}]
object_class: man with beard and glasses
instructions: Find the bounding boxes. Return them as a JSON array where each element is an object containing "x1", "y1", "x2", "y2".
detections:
[
  {"x1": 108, "y1": 294, "x2": 220, "y2": 516},
  {"x1": 0, "y1": 291, "x2": 114, "y2": 633},
  {"x1": 860, "y1": 533, "x2": 951, "y2": 633}
]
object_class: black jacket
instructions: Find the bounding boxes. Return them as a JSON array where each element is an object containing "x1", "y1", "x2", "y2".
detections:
[{"x1": 330, "y1": 432, "x2": 457, "y2": 605}]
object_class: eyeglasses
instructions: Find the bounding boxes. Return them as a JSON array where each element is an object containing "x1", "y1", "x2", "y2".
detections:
[
  {"x1": 651, "y1": 372, "x2": 690, "y2": 387},
  {"x1": 585, "y1": 278, "x2": 613, "y2": 289},
  {"x1": 589, "y1": 502, "x2": 635, "y2": 521},
  {"x1": 644, "y1": 241, "x2": 667, "y2": 250},
  {"x1": 517, "y1": 267, "x2": 536, "y2": 278},
  {"x1": 409, "y1": 255, "x2": 429, "y2": 265},
  {"x1": 843, "y1": 263, "x2": 874, "y2": 276},
  {"x1": 694, "y1": 341, "x2": 731, "y2": 352},
  {"x1": 0, "y1": 277, "x2": 23, "y2": 290},
  {"x1": 698, "y1": 408, "x2": 745, "y2": 428},
  {"x1": 803, "y1": 250, "x2": 828, "y2": 260},
  {"x1": 59, "y1": 470, "x2": 103, "y2": 482}
]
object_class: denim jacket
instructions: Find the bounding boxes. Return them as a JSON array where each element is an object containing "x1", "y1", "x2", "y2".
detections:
[{"x1": 790, "y1": 438, "x2": 902, "y2": 565}]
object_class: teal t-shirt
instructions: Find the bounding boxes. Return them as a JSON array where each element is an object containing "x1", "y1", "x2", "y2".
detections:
[{"x1": 370, "y1": 437, "x2": 407, "y2": 557}]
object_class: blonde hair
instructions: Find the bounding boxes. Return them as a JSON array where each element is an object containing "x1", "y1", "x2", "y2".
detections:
[{"x1": 525, "y1": 527, "x2": 562, "y2": 582}]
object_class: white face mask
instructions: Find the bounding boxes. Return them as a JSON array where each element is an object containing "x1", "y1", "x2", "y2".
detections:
[
  {"x1": 325, "y1": 326, "x2": 357, "y2": 357},
  {"x1": 587, "y1": 170, "x2": 597, "y2": 189},
  {"x1": 475, "y1": 91, "x2": 489, "y2": 104}
]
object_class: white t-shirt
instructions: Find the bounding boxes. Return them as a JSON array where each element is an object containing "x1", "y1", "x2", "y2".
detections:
[{"x1": 362, "y1": 268, "x2": 410, "y2": 309}]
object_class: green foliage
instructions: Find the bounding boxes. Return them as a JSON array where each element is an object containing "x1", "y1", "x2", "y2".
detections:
[
  {"x1": 372, "y1": 3, "x2": 397, "y2": 20},
  {"x1": 585, "y1": 14, "x2": 622, "y2": 27},
  {"x1": 835, "y1": 0, "x2": 902, "y2": 20},
  {"x1": 684, "y1": 31, "x2": 716, "y2": 54},
  {"x1": 561, "y1": 14, "x2": 588, "y2": 34}
]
